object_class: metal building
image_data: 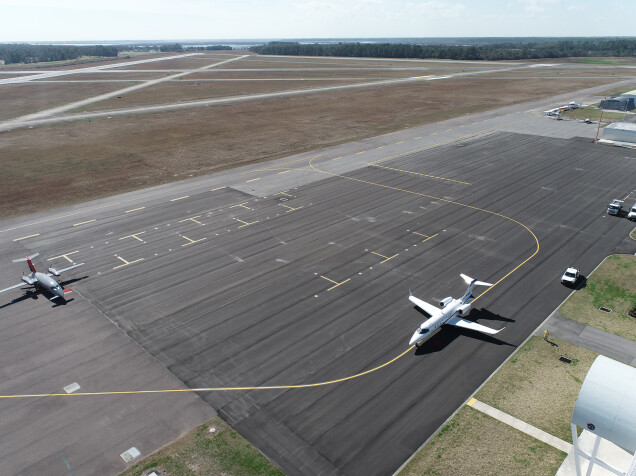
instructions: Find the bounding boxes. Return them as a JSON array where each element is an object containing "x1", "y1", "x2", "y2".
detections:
[
  {"x1": 570, "y1": 355, "x2": 636, "y2": 476},
  {"x1": 600, "y1": 96, "x2": 635, "y2": 111}
]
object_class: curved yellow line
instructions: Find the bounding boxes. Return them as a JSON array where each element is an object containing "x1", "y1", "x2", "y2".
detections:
[
  {"x1": 0, "y1": 345, "x2": 416, "y2": 399},
  {"x1": 0, "y1": 129, "x2": 539, "y2": 400},
  {"x1": 307, "y1": 155, "x2": 540, "y2": 305}
]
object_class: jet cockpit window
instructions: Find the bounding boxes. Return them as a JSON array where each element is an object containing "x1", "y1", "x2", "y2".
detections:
[{"x1": 418, "y1": 328, "x2": 429, "y2": 334}]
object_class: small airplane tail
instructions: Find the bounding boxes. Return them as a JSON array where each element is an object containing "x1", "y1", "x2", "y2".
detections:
[
  {"x1": 13, "y1": 253, "x2": 40, "y2": 274},
  {"x1": 460, "y1": 273, "x2": 492, "y2": 287}
]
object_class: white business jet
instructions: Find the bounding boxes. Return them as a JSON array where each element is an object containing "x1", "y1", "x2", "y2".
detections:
[{"x1": 409, "y1": 274, "x2": 504, "y2": 346}]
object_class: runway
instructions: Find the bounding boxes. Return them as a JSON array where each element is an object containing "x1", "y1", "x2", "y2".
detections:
[{"x1": 1, "y1": 107, "x2": 635, "y2": 474}]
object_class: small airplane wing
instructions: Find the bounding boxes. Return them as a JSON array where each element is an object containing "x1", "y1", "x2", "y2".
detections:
[
  {"x1": 447, "y1": 316, "x2": 504, "y2": 335},
  {"x1": 409, "y1": 291, "x2": 442, "y2": 319},
  {"x1": 0, "y1": 282, "x2": 27, "y2": 294},
  {"x1": 47, "y1": 263, "x2": 85, "y2": 276}
]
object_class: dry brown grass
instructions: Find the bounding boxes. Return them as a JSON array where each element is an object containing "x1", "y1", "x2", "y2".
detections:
[
  {"x1": 0, "y1": 67, "x2": 626, "y2": 219},
  {"x1": 399, "y1": 406, "x2": 566, "y2": 476},
  {"x1": 73, "y1": 79, "x2": 369, "y2": 112},
  {"x1": 0, "y1": 81, "x2": 133, "y2": 121},
  {"x1": 559, "y1": 255, "x2": 636, "y2": 341},
  {"x1": 475, "y1": 336, "x2": 598, "y2": 442},
  {"x1": 188, "y1": 69, "x2": 439, "y2": 79}
]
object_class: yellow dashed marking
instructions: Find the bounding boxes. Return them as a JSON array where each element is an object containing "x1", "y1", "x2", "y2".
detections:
[
  {"x1": 236, "y1": 218, "x2": 258, "y2": 228},
  {"x1": 113, "y1": 256, "x2": 144, "y2": 270},
  {"x1": 275, "y1": 190, "x2": 293, "y2": 197},
  {"x1": 278, "y1": 170, "x2": 291, "y2": 174},
  {"x1": 179, "y1": 216, "x2": 203, "y2": 225},
  {"x1": 320, "y1": 275, "x2": 351, "y2": 291},
  {"x1": 332, "y1": 157, "x2": 343, "y2": 160},
  {"x1": 230, "y1": 202, "x2": 252, "y2": 210},
  {"x1": 73, "y1": 219, "x2": 95, "y2": 227},
  {"x1": 356, "y1": 151, "x2": 365, "y2": 155},
  {"x1": 181, "y1": 235, "x2": 206, "y2": 246},
  {"x1": 210, "y1": 186, "x2": 226, "y2": 192},
  {"x1": 13, "y1": 233, "x2": 40, "y2": 242},
  {"x1": 125, "y1": 207, "x2": 145, "y2": 213},
  {"x1": 119, "y1": 231, "x2": 146, "y2": 242},
  {"x1": 280, "y1": 204, "x2": 303, "y2": 213},
  {"x1": 48, "y1": 251, "x2": 79, "y2": 263},
  {"x1": 170, "y1": 196, "x2": 189, "y2": 202},
  {"x1": 413, "y1": 232, "x2": 438, "y2": 243},
  {"x1": 371, "y1": 251, "x2": 399, "y2": 264},
  {"x1": 246, "y1": 178, "x2": 260, "y2": 183},
  {"x1": 396, "y1": 141, "x2": 404, "y2": 144}
]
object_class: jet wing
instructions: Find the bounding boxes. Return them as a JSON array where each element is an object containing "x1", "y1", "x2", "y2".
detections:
[
  {"x1": 0, "y1": 283, "x2": 27, "y2": 294},
  {"x1": 47, "y1": 263, "x2": 85, "y2": 276},
  {"x1": 409, "y1": 294, "x2": 442, "y2": 319},
  {"x1": 447, "y1": 316, "x2": 504, "y2": 335}
]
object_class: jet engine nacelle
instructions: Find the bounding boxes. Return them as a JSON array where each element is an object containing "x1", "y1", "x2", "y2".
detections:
[
  {"x1": 21, "y1": 275, "x2": 36, "y2": 285},
  {"x1": 48, "y1": 267, "x2": 60, "y2": 276},
  {"x1": 456, "y1": 303, "x2": 471, "y2": 316},
  {"x1": 439, "y1": 297, "x2": 453, "y2": 308}
]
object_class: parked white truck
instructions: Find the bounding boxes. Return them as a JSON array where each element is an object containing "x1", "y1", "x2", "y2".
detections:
[
  {"x1": 628, "y1": 203, "x2": 636, "y2": 221},
  {"x1": 607, "y1": 199, "x2": 624, "y2": 216}
]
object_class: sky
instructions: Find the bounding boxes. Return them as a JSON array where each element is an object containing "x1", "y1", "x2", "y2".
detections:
[{"x1": 0, "y1": 0, "x2": 633, "y2": 42}]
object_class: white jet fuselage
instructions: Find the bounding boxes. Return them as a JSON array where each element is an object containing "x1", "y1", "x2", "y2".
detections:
[
  {"x1": 408, "y1": 274, "x2": 503, "y2": 347},
  {"x1": 409, "y1": 297, "x2": 466, "y2": 346}
]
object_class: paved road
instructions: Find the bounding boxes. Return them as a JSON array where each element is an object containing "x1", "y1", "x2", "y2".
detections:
[{"x1": 1, "y1": 95, "x2": 635, "y2": 475}]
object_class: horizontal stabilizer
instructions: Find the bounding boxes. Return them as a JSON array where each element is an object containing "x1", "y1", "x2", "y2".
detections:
[
  {"x1": 460, "y1": 273, "x2": 492, "y2": 287},
  {"x1": 12, "y1": 252, "x2": 39, "y2": 263},
  {"x1": 447, "y1": 316, "x2": 503, "y2": 335}
]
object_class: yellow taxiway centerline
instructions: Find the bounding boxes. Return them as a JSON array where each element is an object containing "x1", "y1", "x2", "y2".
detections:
[
  {"x1": 125, "y1": 207, "x2": 145, "y2": 213},
  {"x1": 73, "y1": 219, "x2": 95, "y2": 227},
  {"x1": 13, "y1": 233, "x2": 40, "y2": 242}
]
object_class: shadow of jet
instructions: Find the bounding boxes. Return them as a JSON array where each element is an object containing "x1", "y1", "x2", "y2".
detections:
[{"x1": 468, "y1": 308, "x2": 516, "y2": 323}]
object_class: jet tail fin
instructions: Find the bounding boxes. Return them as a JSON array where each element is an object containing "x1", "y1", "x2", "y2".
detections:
[{"x1": 13, "y1": 253, "x2": 40, "y2": 274}]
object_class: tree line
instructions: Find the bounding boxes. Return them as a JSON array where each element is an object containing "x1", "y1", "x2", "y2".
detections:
[
  {"x1": 0, "y1": 44, "x2": 119, "y2": 64},
  {"x1": 0, "y1": 43, "x2": 233, "y2": 65},
  {"x1": 250, "y1": 39, "x2": 636, "y2": 61}
]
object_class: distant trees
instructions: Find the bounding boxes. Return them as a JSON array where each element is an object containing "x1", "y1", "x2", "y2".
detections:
[
  {"x1": 0, "y1": 44, "x2": 119, "y2": 64},
  {"x1": 250, "y1": 39, "x2": 636, "y2": 61}
]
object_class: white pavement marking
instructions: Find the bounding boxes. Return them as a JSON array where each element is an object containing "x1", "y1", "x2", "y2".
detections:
[
  {"x1": 468, "y1": 399, "x2": 572, "y2": 453},
  {"x1": 0, "y1": 54, "x2": 248, "y2": 129},
  {"x1": 0, "y1": 53, "x2": 202, "y2": 86},
  {"x1": 0, "y1": 62, "x2": 536, "y2": 131}
]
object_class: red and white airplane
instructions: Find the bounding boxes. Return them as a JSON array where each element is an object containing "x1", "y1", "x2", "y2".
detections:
[
  {"x1": 0, "y1": 253, "x2": 84, "y2": 301},
  {"x1": 409, "y1": 274, "x2": 504, "y2": 346}
]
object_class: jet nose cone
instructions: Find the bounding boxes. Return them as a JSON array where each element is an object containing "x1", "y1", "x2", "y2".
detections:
[{"x1": 409, "y1": 332, "x2": 421, "y2": 346}]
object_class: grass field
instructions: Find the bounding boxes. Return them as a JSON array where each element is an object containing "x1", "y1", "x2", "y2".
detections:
[
  {"x1": 398, "y1": 406, "x2": 566, "y2": 476},
  {"x1": 399, "y1": 335, "x2": 596, "y2": 476},
  {"x1": 559, "y1": 255, "x2": 636, "y2": 341},
  {"x1": 475, "y1": 336, "x2": 597, "y2": 442},
  {"x1": 561, "y1": 104, "x2": 632, "y2": 122},
  {"x1": 0, "y1": 53, "x2": 630, "y2": 219},
  {"x1": 119, "y1": 417, "x2": 283, "y2": 476}
]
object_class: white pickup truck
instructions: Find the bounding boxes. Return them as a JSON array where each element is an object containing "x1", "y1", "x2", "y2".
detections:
[
  {"x1": 628, "y1": 204, "x2": 636, "y2": 221},
  {"x1": 607, "y1": 199, "x2": 624, "y2": 216}
]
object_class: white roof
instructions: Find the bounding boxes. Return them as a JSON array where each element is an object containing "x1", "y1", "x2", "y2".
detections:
[
  {"x1": 571, "y1": 355, "x2": 636, "y2": 453},
  {"x1": 605, "y1": 122, "x2": 636, "y2": 131}
]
